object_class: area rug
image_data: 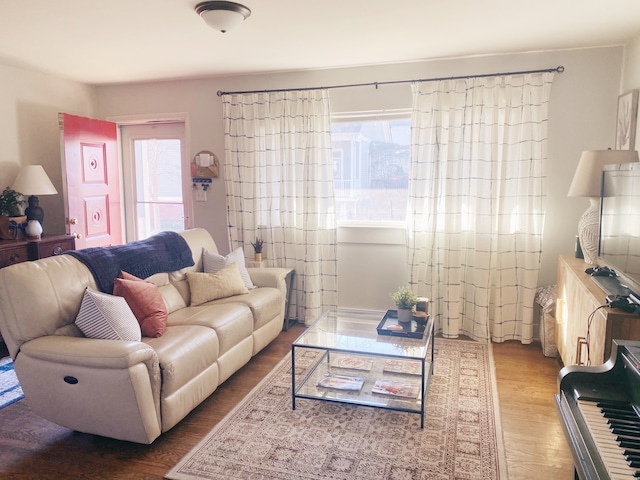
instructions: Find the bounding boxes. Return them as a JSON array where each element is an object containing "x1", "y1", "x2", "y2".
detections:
[
  {"x1": 166, "y1": 338, "x2": 507, "y2": 480},
  {"x1": 0, "y1": 357, "x2": 24, "y2": 410}
]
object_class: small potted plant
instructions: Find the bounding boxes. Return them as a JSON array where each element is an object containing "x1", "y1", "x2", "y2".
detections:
[
  {"x1": 250, "y1": 237, "x2": 264, "y2": 262},
  {"x1": 390, "y1": 285, "x2": 418, "y2": 323},
  {"x1": 0, "y1": 187, "x2": 27, "y2": 240}
]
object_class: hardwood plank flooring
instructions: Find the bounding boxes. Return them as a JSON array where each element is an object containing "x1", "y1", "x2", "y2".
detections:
[
  {"x1": 0, "y1": 328, "x2": 575, "y2": 479},
  {"x1": 492, "y1": 341, "x2": 574, "y2": 479}
]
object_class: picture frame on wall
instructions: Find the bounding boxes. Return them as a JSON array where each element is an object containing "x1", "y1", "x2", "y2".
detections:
[{"x1": 615, "y1": 89, "x2": 639, "y2": 150}]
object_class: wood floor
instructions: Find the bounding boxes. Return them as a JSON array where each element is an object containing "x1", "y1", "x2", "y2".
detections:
[{"x1": 0, "y1": 326, "x2": 575, "y2": 479}]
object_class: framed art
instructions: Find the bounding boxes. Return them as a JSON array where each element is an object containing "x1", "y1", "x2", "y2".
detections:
[{"x1": 615, "y1": 89, "x2": 639, "y2": 150}]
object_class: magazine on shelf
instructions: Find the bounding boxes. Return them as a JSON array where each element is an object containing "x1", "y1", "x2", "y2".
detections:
[
  {"x1": 317, "y1": 374, "x2": 365, "y2": 391},
  {"x1": 331, "y1": 355, "x2": 373, "y2": 371},
  {"x1": 382, "y1": 359, "x2": 423, "y2": 376},
  {"x1": 372, "y1": 379, "x2": 420, "y2": 399}
]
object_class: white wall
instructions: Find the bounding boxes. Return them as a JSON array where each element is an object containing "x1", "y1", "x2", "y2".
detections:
[
  {"x1": 0, "y1": 64, "x2": 95, "y2": 235},
  {"x1": 96, "y1": 47, "x2": 622, "y2": 312}
]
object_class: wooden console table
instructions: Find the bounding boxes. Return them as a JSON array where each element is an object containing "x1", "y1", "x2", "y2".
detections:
[
  {"x1": 0, "y1": 234, "x2": 76, "y2": 268},
  {"x1": 555, "y1": 254, "x2": 640, "y2": 366}
]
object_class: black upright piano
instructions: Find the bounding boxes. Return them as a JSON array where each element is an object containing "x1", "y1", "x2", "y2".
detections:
[{"x1": 556, "y1": 339, "x2": 640, "y2": 480}]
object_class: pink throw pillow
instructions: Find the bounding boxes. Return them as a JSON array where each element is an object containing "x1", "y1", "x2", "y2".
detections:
[{"x1": 113, "y1": 271, "x2": 167, "y2": 338}]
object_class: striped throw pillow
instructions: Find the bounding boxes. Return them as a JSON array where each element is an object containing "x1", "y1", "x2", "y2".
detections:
[{"x1": 75, "y1": 288, "x2": 142, "y2": 341}]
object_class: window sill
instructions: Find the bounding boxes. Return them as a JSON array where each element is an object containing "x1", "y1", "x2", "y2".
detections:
[{"x1": 337, "y1": 224, "x2": 406, "y2": 245}]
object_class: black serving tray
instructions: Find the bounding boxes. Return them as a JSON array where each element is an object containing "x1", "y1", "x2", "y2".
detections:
[{"x1": 376, "y1": 310, "x2": 428, "y2": 339}]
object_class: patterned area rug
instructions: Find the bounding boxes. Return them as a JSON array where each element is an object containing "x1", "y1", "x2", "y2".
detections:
[
  {"x1": 0, "y1": 357, "x2": 24, "y2": 410},
  {"x1": 166, "y1": 338, "x2": 506, "y2": 480}
]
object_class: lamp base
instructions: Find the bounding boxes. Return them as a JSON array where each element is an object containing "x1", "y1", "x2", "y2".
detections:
[
  {"x1": 25, "y1": 195, "x2": 44, "y2": 224},
  {"x1": 25, "y1": 219, "x2": 43, "y2": 240},
  {"x1": 577, "y1": 198, "x2": 600, "y2": 265}
]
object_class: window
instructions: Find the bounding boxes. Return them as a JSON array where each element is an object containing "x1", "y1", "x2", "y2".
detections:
[
  {"x1": 132, "y1": 138, "x2": 185, "y2": 237},
  {"x1": 120, "y1": 122, "x2": 192, "y2": 241},
  {"x1": 331, "y1": 112, "x2": 411, "y2": 223}
]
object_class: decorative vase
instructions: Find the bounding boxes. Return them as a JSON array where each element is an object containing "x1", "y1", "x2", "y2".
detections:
[
  {"x1": 413, "y1": 311, "x2": 428, "y2": 326},
  {"x1": 577, "y1": 197, "x2": 600, "y2": 265},
  {"x1": 254, "y1": 252, "x2": 262, "y2": 262},
  {"x1": 397, "y1": 308, "x2": 413, "y2": 323},
  {"x1": 416, "y1": 297, "x2": 429, "y2": 313}
]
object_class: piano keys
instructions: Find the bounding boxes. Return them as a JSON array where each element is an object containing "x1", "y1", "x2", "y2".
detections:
[
  {"x1": 578, "y1": 400, "x2": 640, "y2": 479},
  {"x1": 556, "y1": 339, "x2": 640, "y2": 480}
]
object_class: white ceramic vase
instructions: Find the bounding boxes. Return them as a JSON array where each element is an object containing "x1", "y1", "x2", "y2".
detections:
[{"x1": 26, "y1": 219, "x2": 43, "y2": 239}]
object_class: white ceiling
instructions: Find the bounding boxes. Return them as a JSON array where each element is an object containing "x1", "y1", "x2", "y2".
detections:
[{"x1": 1, "y1": 0, "x2": 640, "y2": 86}]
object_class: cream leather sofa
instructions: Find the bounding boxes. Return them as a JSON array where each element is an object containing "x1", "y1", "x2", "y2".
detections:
[{"x1": 0, "y1": 228, "x2": 290, "y2": 444}]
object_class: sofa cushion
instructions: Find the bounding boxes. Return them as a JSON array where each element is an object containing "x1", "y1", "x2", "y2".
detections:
[
  {"x1": 144, "y1": 272, "x2": 187, "y2": 314},
  {"x1": 203, "y1": 247, "x2": 254, "y2": 289},
  {"x1": 113, "y1": 272, "x2": 167, "y2": 338},
  {"x1": 75, "y1": 289, "x2": 142, "y2": 341},
  {"x1": 210, "y1": 287, "x2": 283, "y2": 330},
  {"x1": 167, "y1": 303, "x2": 253, "y2": 356},
  {"x1": 142, "y1": 325, "x2": 219, "y2": 400},
  {"x1": 187, "y1": 263, "x2": 249, "y2": 306}
]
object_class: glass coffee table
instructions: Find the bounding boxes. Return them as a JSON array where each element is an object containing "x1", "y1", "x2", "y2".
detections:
[{"x1": 291, "y1": 310, "x2": 434, "y2": 427}]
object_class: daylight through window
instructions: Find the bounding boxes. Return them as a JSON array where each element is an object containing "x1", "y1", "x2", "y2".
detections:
[{"x1": 331, "y1": 113, "x2": 411, "y2": 223}]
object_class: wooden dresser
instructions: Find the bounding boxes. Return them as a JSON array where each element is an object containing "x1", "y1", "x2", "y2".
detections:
[
  {"x1": 555, "y1": 254, "x2": 640, "y2": 366},
  {"x1": 0, "y1": 234, "x2": 76, "y2": 268}
]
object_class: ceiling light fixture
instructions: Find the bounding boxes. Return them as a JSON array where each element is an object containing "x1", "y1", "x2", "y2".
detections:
[{"x1": 195, "y1": 1, "x2": 251, "y2": 33}]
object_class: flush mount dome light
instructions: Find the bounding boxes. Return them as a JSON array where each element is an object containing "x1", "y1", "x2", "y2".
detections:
[{"x1": 195, "y1": 1, "x2": 251, "y2": 33}]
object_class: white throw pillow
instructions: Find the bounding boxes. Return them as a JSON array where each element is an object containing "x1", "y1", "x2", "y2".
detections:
[
  {"x1": 203, "y1": 247, "x2": 255, "y2": 289},
  {"x1": 75, "y1": 288, "x2": 142, "y2": 342}
]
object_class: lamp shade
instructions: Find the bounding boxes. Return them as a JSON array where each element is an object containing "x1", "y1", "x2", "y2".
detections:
[
  {"x1": 568, "y1": 149, "x2": 639, "y2": 264},
  {"x1": 196, "y1": 1, "x2": 251, "y2": 33},
  {"x1": 12, "y1": 165, "x2": 57, "y2": 196},
  {"x1": 568, "y1": 150, "x2": 639, "y2": 198}
]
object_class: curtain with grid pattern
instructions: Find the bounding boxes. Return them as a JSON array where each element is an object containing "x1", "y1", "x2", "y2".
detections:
[
  {"x1": 408, "y1": 73, "x2": 554, "y2": 343},
  {"x1": 222, "y1": 89, "x2": 338, "y2": 325}
]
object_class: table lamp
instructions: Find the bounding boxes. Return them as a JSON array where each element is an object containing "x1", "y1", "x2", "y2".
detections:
[
  {"x1": 12, "y1": 165, "x2": 58, "y2": 237},
  {"x1": 568, "y1": 149, "x2": 639, "y2": 264}
]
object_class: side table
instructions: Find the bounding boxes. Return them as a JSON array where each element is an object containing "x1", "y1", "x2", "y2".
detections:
[
  {"x1": 282, "y1": 268, "x2": 295, "y2": 330},
  {"x1": 248, "y1": 261, "x2": 296, "y2": 331}
]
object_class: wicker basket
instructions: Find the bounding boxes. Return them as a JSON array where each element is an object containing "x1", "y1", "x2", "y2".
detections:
[{"x1": 0, "y1": 215, "x2": 27, "y2": 240}]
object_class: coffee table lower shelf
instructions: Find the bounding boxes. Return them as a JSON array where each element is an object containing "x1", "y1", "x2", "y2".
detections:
[{"x1": 292, "y1": 349, "x2": 433, "y2": 428}]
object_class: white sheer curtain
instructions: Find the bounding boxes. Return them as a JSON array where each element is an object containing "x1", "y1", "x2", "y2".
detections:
[
  {"x1": 222, "y1": 89, "x2": 337, "y2": 325},
  {"x1": 408, "y1": 73, "x2": 554, "y2": 343}
]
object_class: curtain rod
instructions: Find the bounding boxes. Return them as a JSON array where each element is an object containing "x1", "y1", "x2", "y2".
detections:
[{"x1": 216, "y1": 65, "x2": 564, "y2": 97}]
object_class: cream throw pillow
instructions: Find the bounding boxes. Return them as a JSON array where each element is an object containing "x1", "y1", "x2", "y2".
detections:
[{"x1": 187, "y1": 263, "x2": 249, "y2": 306}]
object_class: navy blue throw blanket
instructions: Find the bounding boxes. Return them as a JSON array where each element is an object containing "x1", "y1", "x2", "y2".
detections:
[{"x1": 67, "y1": 231, "x2": 195, "y2": 294}]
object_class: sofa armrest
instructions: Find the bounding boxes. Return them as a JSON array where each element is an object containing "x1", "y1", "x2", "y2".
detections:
[
  {"x1": 247, "y1": 267, "x2": 292, "y2": 289},
  {"x1": 19, "y1": 335, "x2": 157, "y2": 369},
  {"x1": 14, "y1": 335, "x2": 162, "y2": 444}
]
